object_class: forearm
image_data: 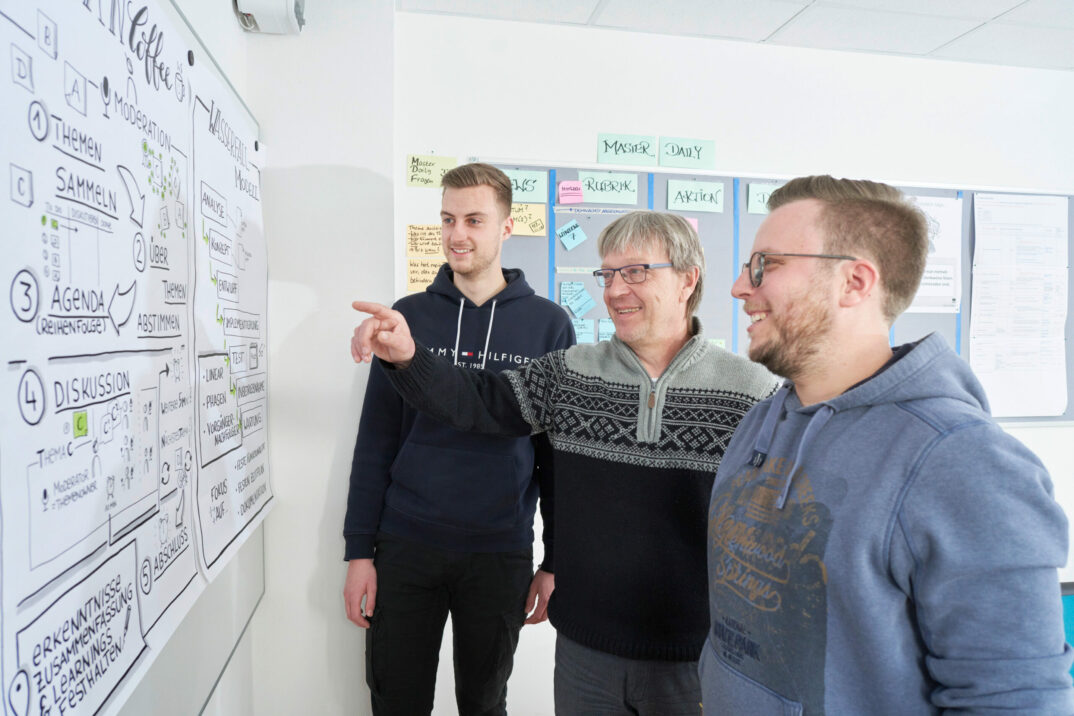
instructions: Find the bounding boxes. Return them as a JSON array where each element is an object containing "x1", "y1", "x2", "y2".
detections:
[{"x1": 380, "y1": 343, "x2": 533, "y2": 437}]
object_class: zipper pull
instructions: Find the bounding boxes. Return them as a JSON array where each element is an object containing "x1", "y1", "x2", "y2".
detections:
[{"x1": 648, "y1": 389, "x2": 656, "y2": 409}]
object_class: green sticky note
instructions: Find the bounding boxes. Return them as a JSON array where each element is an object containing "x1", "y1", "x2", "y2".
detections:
[
  {"x1": 748, "y1": 183, "x2": 782, "y2": 214},
  {"x1": 597, "y1": 133, "x2": 658, "y2": 167},
  {"x1": 708, "y1": 338, "x2": 726, "y2": 349},
  {"x1": 659, "y1": 137, "x2": 715, "y2": 169},
  {"x1": 504, "y1": 170, "x2": 548, "y2": 203},
  {"x1": 577, "y1": 171, "x2": 639, "y2": 205},
  {"x1": 667, "y1": 179, "x2": 724, "y2": 213},
  {"x1": 406, "y1": 154, "x2": 457, "y2": 188},
  {"x1": 73, "y1": 410, "x2": 88, "y2": 438}
]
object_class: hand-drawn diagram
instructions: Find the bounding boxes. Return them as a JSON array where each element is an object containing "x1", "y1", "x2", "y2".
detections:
[{"x1": 1, "y1": 3, "x2": 271, "y2": 714}]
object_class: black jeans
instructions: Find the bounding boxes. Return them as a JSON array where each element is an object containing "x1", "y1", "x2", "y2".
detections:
[{"x1": 365, "y1": 535, "x2": 533, "y2": 716}]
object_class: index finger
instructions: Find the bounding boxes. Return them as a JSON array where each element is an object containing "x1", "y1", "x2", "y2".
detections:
[{"x1": 352, "y1": 300, "x2": 392, "y2": 317}]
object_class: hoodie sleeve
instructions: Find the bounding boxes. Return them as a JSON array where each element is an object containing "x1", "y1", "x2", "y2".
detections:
[
  {"x1": 381, "y1": 343, "x2": 537, "y2": 436},
  {"x1": 890, "y1": 420, "x2": 1074, "y2": 713},
  {"x1": 342, "y1": 359, "x2": 404, "y2": 561}
]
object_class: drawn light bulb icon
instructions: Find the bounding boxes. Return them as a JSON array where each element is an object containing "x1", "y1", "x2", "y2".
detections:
[
  {"x1": 7, "y1": 670, "x2": 29, "y2": 716},
  {"x1": 100, "y1": 75, "x2": 111, "y2": 117}
]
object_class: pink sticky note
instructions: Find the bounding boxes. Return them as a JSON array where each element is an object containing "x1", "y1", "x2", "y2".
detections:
[
  {"x1": 686, "y1": 217, "x2": 699, "y2": 232},
  {"x1": 558, "y1": 181, "x2": 584, "y2": 205}
]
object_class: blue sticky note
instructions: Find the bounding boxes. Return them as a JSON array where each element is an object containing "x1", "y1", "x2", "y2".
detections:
[
  {"x1": 556, "y1": 220, "x2": 589, "y2": 251},
  {"x1": 598, "y1": 318, "x2": 615, "y2": 342},
  {"x1": 572, "y1": 319, "x2": 596, "y2": 344},
  {"x1": 560, "y1": 281, "x2": 596, "y2": 318},
  {"x1": 504, "y1": 169, "x2": 548, "y2": 203},
  {"x1": 598, "y1": 133, "x2": 658, "y2": 167},
  {"x1": 659, "y1": 136, "x2": 716, "y2": 169},
  {"x1": 577, "y1": 171, "x2": 639, "y2": 205}
]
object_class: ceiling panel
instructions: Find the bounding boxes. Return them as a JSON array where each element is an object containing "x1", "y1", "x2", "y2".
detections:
[
  {"x1": 769, "y1": 5, "x2": 981, "y2": 54},
  {"x1": 595, "y1": 0, "x2": 808, "y2": 42},
  {"x1": 397, "y1": 0, "x2": 601, "y2": 25},
  {"x1": 931, "y1": 22, "x2": 1074, "y2": 69},
  {"x1": 998, "y1": 0, "x2": 1074, "y2": 29},
  {"x1": 813, "y1": 0, "x2": 1024, "y2": 21}
]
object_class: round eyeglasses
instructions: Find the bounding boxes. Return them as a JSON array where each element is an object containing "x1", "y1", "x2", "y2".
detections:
[{"x1": 742, "y1": 252, "x2": 857, "y2": 288}]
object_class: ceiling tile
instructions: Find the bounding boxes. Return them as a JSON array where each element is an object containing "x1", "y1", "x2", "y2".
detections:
[
  {"x1": 931, "y1": 22, "x2": 1074, "y2": 68},
  {"x1": 769, "y1": 5, "x2": 981, "y2": 54},
  {"x1": 397, "y1": 0, "x2": 601, "y2": 25},
  {"x1": 815, "y1": 0, "x2": 1023, "y2": 21},
  {"x1": 594, "y1": 0, "x2": 808, "y2": 42},
  {"x1": 997, "y1": 0, "x2": 1074, "y2": 29}
]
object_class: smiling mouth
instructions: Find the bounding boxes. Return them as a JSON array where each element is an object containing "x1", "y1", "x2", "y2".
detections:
[
  {"x1": 750, "y1": 312, "x2": 767, "y2": 324},
  {"x1": 450, "y1": 247, "x2": 473, "y2": 254},
  {"x1": 615, "y1": 307, "x2": 640, "y2": 315}
]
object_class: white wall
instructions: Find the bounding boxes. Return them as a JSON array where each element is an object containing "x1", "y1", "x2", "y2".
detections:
[
  {"x1": 395, "y1": 12, "x2": 1074, "y2": 715},
  {"x1": 123, "y1": 7, "x2": 1074, "y2": 716}
]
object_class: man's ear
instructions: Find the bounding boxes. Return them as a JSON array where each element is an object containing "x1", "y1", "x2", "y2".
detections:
[
  {"x1": 681, "y1": 266, "x2": 700, "y2": 303},
  {"x1": 839, "y1": 259, "x2": 880, "y2": 308},
  {"x1": 501, "y1": 216, "x2": 514, "y2": 243}
]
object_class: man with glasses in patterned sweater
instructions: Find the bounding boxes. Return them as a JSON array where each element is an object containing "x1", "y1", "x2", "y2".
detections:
[{"x1": 351, "y1": 211, "x2": 779, "y2": 714}]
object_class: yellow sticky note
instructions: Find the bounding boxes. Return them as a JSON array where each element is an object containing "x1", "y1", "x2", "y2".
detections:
[
  {"x1": 406, "y1": 224, "x2": 442, "y2": 258},
  {"x1": 406, "y1": 154, "x2": 457, "y2": 188},
  {"x1": 511, "y1": 203, "x2": 547, "y2": 236},
  {"x1": 407, "y1": 259, "x2": 441, "y2": 292}
]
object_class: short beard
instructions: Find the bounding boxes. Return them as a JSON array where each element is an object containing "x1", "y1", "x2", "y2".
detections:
[{"x1": 749, "y1": 279, "x2": 832, "y2": 380}]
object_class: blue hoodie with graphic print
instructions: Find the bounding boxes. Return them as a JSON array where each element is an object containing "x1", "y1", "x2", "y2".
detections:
[
  {"x1": 343, "y1": 265, "x2": 574, "y2": 563},
  {"x1": 701, "y1": 332, "x2": 1074, "y2": 715}
]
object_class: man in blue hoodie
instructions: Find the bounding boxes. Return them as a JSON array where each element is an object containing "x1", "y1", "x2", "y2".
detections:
[
  {"x1": 342, "y1": 163, "x2": 575, "y2": 716},
  {"x1": 702, "y1": 175, "x2": 1074, "y2": 714}
]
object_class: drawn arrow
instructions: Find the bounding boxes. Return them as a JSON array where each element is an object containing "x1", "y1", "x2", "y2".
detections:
[
  {"x1": 215, "y1": 305, "x2": 223, "y2": 325},
  {"x1": 202, "y1": 218, "x2": 209, "y2": 244},
  {"x1": 107, "y1": 281, "x2": 137, "y2": 335},
  {"x1": 210, "y1": 271, "x2": 217, "y2": 286},
  {"x1": 229, "y1": 380, "x2": 235, "y2": 396},
  {"x1": 116, "y1": 165, "x2": 145, "y2": 228}
]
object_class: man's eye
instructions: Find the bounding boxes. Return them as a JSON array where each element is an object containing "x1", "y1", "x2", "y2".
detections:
[{"x1": 624, "y1": 268, "x2": 645, "y2": 278}]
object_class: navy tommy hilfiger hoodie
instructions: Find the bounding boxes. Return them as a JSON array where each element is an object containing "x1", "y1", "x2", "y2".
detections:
[{"x1": 344, "y1": 265, "x2": 574, "y2": 564}]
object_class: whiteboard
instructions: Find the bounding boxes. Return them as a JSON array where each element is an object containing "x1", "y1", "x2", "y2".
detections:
[{"x1": 1, "y1": 1, "x2": 272, "y2": 713}]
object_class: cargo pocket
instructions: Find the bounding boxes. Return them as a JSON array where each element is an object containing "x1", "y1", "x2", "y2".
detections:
[{"x1": 699, "y1": 639, "x2": 803, "y2": 716}]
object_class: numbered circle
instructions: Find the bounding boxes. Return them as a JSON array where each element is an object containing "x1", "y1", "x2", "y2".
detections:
[
  {"x1": 27, "y1": 100, "x2": 49, "y2": 141},
  {"x1": 17, "y1": 369, "x2": 45, "y2": 426},
  {"x1": 9, "y1": 269, "x2": 39, "y2": 323},
  {"x1": 133, "y1": 232, "x2": 147, "y2": 272},
  {"x1": 140, "y1": 558, "x2": 153, "y2": 594}
]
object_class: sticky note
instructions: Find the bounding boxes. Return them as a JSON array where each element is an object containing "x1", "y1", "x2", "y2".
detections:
[
  {"x1": 598, "y1": 133, "x2": 658, "y2": 167},
  {"x1": 577, "y1": 171, "x2": 639, "y2": 205},
  {"x1": 511, "y1": 203, "x2": 547, "y2": 236},
  {"x1": 407, "y1": 259, "x2": 441, "y2": 292},
  {"x1": 505, "y1": 169, "x2": 547, "y2": 203},
  {"x1": 572, "y1": 319, "x2": 596, "y2": 344},
  {"x1": 73, "y1": 410, "x2": 88, "y2": 438},
  {"x1": 558, "y1": 181, "x2": 584, "y2": 204},
  {"x1": 406, "y1": 154, "x2": 456, "y2": 188},
  {"x1": 667, "y1": 179, "x2": 724, "y2": 213},
  {"x1": 708, "y1": 338, "x2": 727, "y2": 349},
  {"x1": 659, "y1": 137, "x2": 716, "y2": 169},
  {"x1": 560, "y1": 281, "x2": 597, "y2": 318},
  {"x1": 598, "y1": 318, "x2": 615, "y2": 342},
  {"x1": 406, "y1": 224, "x2": 442, "y2": 257},
  {"x1": 686, "y1": 217, "x2": 699, "y2": 232},
  {"x1": 748, "y1": 183, "x2": 781, "y2": 214},
  {"x1": 556, "y1": 220, "x2": 588, "y2": 251}
]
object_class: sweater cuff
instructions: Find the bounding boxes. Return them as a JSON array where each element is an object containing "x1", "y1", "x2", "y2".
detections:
[{"x1": 344, "y1": 534, "x2": 375, "y2": 561}]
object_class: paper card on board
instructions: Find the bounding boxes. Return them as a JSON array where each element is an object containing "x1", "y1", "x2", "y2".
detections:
[{"x1": 597, "y1": 133, "x2": 658, "y2": 166}]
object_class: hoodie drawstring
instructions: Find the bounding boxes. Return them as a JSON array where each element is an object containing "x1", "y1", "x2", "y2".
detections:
[
  {"x1": 480, "y1": 300, "x2": 497, "y2": 370},
  {"x1": 452, "y1": 299, "x2": 465, "y2": 366},
  {"x1": 748, "y1": 384, "x2": 835, "y2": 510},
  {"x1": 452, "y1": 297, "x2": 498, "y2": 369}
]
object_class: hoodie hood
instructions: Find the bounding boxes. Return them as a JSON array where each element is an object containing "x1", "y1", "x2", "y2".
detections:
[{"x1": 748, "y1": 332, "x2": 988, "y2": 509}]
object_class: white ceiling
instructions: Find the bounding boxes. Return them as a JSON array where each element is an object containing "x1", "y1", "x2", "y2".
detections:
[{"x1": 397, "y1": 0, "x2": 1074, "y2": 71}]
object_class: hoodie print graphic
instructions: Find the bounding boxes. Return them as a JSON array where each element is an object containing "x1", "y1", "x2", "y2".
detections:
[{"x1": 708, "y1": 457, "x2": 833, "y2": 713}]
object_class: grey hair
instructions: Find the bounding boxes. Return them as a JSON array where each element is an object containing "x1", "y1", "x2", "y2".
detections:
[{"x1": 596, "y1": 211, "x2": 705, "y2": 317}]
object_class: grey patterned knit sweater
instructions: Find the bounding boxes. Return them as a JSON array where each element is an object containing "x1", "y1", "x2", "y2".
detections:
[{"x1": 383, "y1": 322, "x2": 779, "y2": 661}]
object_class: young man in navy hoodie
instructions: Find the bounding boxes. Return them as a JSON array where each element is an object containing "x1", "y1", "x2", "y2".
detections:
[
  {"x1": 701, "y1": 175, "x2": 1074, "y2": 714},
  {"x1": 342, "y1": 163, "x2": 574, "y2": 716}
]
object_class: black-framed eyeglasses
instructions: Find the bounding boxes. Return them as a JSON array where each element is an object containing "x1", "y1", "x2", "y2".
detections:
[
  {"x1": 593, "y1": 263, "x2": 673, "y2": 287},
  {"x1": 741, "y1": 252, "x2": 858, "y2": 288}
]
